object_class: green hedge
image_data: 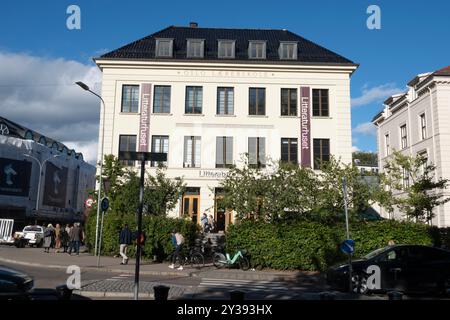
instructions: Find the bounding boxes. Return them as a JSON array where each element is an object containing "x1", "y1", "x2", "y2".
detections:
[
  {"x1": 225, "y1": 220, "x2": 435, "y2": 271},
  {"x1": 85, "y1": 212, "x2": 199, "y2": 261}
]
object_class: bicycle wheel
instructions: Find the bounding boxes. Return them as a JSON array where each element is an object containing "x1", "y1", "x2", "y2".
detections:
[
  {"x1": 190, "y1": 252, "x2": 205, "y2": 269},
  {"x1": 239, "y1": 257, "x2": 250, "y2": 271},
  {"x1": 213, "y1": 253, "x2": 227, "y2": 269},
  {"x1": 173, "y1": 253, "x2": 184, "y2": 268}
]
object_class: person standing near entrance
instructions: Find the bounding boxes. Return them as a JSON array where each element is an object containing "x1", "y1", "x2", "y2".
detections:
[
  {"x1": 43, "y1": 224, "x2": 55, "y2": 253},
  {"x1": 208, "y1": 214, "x2": 215, "y2": 233},
  {"x1": 119, "y1": 224, "x2": 132, "y2": 265},
  {"x1": 200, "y1": 213, "x2": 208, "y2": 233}
]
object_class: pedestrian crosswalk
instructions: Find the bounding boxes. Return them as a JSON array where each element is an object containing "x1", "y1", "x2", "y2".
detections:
[
  {"x1": 199, "y1": 278, "x2": 303, "y2": 293},
  {"x1": 108, "y1": 274, "x2": 133, "y2": 281}
]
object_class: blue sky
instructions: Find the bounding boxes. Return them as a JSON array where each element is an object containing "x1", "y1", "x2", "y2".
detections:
[{"x1": 1, "y1": 0, "x2": 450, "y2": 156}]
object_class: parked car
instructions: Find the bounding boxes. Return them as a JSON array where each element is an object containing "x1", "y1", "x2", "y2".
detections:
[
  {"x1": 13, "y1": 226, "x2": 44, "y2": 248},
  {"x1": 0, "y1": 265, "x2": 34, "y2": 300},
  {"x1": 327, "y1": 244, "x2": 450, "y2": 295}
]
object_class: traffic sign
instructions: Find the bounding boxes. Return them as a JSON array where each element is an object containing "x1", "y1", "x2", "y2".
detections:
[
  {"x1": 340, "y1": 239, "x2": 355, "y2": 254},
  {"x1": 101, "y1": 197, "x2": 109, "y2": 212},
  {"x1": 119, "y1": 151, "x2": 167, "y2": 162},
  {"x1": 85, "y1": 197, "x2": 94, "y2": 208}
]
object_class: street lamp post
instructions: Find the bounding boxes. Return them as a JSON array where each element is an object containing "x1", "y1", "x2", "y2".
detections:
[
  {"x1": 76, "y1": 81, "x2": 106, "y2": 258},
  {"x1": 24, "y1": 154, "x2": 61, "y2": 216}
]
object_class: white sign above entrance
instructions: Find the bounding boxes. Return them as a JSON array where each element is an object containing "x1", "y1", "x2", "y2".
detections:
[{"x1": 198, "y1": 170, "x2": 228, "y2": 179}]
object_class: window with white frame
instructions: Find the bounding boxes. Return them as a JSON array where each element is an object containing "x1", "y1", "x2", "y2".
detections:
[
  {"x1": 400, "y1": 124, "x2": 408, "y2": 149},
  {"x1": 279, "y1": 42, "x2": 297, "y2": 60},
  {"x1": 248, "y1": 137, "x2": 266, "y2": 168},
  {"x1": 385, "y1": 133, "x2": 390, "y2": 156},
  {"x1": 218, "y1": 40, "x2": 235, "y2": 58},
  {"x1": 248, "y1": 41, "x2": 266, "y2": 59},
  {"x1": 418, "y1": 151, "x2": 428, "y2": 175},
  {"x1": 217, "y1": 87, "x2": 234, "y2": 115},
  {"x1": 187, "y1": 39, "x2": 204, "y2": 58},
  {"x1": 184, "y1": 136, "x2": 201, "y2": 168},
  {"x1": 420, "y1": 113, "x2": 427, "y2": 140},
  {"x1": 216, "y1": 137, "x2": 233, "y2": 168},
  {"x1": 155, "y1": 39, "x2": 173, "y2": 57},
  {"x1": 402, "y1": 167, "x2": 410, "y2": 188}
]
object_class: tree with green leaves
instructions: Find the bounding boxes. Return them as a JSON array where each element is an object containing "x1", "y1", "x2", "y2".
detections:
[
  {"x1": 219, "y1": 155, "x2": 376, "y2": 223},
  {"x1": 92, "y1": 155, "x2": 185, "y2": 217},
  {"x1": 378, "y1": 151, "x2": 450, "y2": 223}
]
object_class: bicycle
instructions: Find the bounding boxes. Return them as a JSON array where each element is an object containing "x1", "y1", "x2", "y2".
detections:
[
  {"x1": 169, "y1": 247, "x2": 205, "y2": 269},
  {"x1": 213, "y1": 249, "x2": 250, "y2": 271}
]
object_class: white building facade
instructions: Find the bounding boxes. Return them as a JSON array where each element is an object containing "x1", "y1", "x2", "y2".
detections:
[
  {"x1": 95, "y1": 24, "x2": 357, "y2": 231},
  {"x1": 373, "y1": 66, "x2": 450, "y2": 227}
]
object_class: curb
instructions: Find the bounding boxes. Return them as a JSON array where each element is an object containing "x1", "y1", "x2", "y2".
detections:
[{"x1": 73, "y1": 290, "x2": 155, "y2": 299}]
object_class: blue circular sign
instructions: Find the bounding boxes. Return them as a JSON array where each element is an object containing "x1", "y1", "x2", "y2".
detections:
[
  {"x1": 101, "y1": 197, "x2": 109, "y2": 212},
  {"x1": 340, "y1": 239, "x2": 355, "y2": 254}
]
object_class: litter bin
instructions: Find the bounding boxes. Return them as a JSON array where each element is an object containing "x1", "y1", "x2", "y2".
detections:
[{"x1": 154, "y1": 285, "x2": 170, "y2": 301}]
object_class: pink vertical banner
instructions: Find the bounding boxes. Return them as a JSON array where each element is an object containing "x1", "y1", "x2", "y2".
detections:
[
  {"x1": 138, "y1": 83, "x2": 151, "y2": 152},
  {"x1": 300, "y1": 87, "x2": 311, "y2": 167}
]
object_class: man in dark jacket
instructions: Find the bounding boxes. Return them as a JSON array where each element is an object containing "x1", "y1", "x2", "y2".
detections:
[
  {"x1": 68, "y1": 223, "x2": 83, "y2": 255},
  {"x1": 119, "y1": 224, "x2": 132, "y2": 265}
]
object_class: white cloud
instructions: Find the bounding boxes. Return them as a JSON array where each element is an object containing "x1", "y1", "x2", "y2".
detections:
[
  {"x1": 63, "y1": 140, "x2": 98, "y2": 165},
  {"x1": 354, "y1": 122, "x2": 377, "y2": 136},
  {"x1": 352, "y1": 83, "x2": 404, "y2": 108},
  {"x1": 0, "y1": 51, "x2": 102, "y2": 164},
  {"x1": 352, "y1": 145, "x2": 360, "y2": 153}
]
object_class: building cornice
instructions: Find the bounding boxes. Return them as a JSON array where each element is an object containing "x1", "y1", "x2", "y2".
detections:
[{"x1": 94, "y1": 58, "x2": 359, "y2": 75}]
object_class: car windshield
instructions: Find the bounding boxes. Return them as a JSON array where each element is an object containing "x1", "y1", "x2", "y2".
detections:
[
  {"x1": 24, "y1": 226, "x2": 42, "y2": 232},
  {"x1": 363, "y1": 246, "x2": 391, "y2": 260}
]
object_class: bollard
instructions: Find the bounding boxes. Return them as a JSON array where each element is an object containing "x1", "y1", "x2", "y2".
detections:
[
  {"x1": 55, "y1": 285, "x2": 73, "y2": 300},
  {"x1": 387, "y1": 291, "x2": 403, "y2": 300},
  {"x1": 154, "y1": 285, "x2": 170, "y2": 301},
  {"x1": 229, "y1": 290, "x2": 245, "y2": 300},
  {"x1": 319, "y1": 292, "x2": 336, "y2": 300}
]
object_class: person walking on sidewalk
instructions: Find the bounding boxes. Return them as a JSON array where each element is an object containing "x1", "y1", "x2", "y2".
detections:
[
  {"x1": 119, "y1": 224, "x2": 132, "y2": 265},
  {"x1": 169, "y1": 229, "x2": 184, "y2": 271},
  {"x1": 43, "y1": 224, "x2": 55, "y2": 253},
  {"x1": 68, "y1": 223, "x2": 83, "y2": 255}
]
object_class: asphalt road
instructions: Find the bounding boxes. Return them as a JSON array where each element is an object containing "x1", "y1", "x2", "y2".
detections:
[{"x1": 0, "y1": 260, "x2": 201, "y2": 289}]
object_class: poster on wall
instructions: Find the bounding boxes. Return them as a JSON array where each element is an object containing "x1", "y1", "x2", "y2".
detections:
[
  {"x1": 42, "y1": 162, "x2": 68, "y2": 208},
  {"x1": 138, "y1": 83, "x2": 152, "y2": 152},
  {"x1": 0, "y1": 158, "x2": 31, "y2": 197},
  {"x1": 300, "y1": 86, "x2": 311, "y2": 167}
]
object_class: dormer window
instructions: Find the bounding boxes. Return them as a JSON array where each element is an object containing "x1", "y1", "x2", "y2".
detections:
[
  {"x1": 218, "y1": 40, "x2": 235, "y2": 59},
  {"x1": 187, "y1": 39, "x2": 204, "y2": 58},
  {"x1": 155, "y1": 39, "x2": 173, "y2": 57},
  {"x1": 248, "y1": 41, "x2": 266, "y2": 59},
  {"x1": 279, "y1": 42, "x2": 297, "y2": 60}
]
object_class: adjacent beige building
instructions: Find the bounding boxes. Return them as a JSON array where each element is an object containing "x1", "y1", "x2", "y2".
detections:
[
  {"x1": 94, "y1": 24, "x2": 357, "y2": 231},
  {"x1": 373, "y1": 66, "x2": 450, "y2": 227}
]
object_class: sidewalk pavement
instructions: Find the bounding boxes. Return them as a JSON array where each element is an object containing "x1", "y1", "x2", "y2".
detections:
[{"x1": 0, "y1": 246, "x2": 319, "y2": 282}]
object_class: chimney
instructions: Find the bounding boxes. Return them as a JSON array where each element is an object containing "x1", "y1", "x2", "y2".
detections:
[{"x1": 189, "y1": 22, "x2": 198, "y2": 28}]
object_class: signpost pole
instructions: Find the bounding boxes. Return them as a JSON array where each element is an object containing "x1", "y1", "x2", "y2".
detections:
[
  {"x1": 343, "y1": 177, "x2": 353, "y2": 293},
  {"x1": 96, "y1": 209, "x2": 105, "y2": 268},
  {"x1": 134, "y1": 158, "x2": 145, "y2": 300}
]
